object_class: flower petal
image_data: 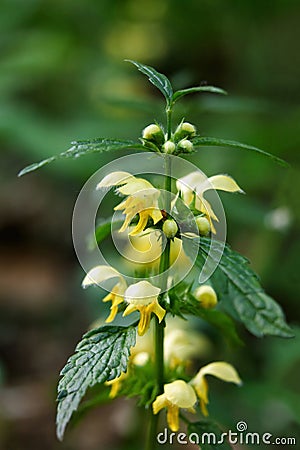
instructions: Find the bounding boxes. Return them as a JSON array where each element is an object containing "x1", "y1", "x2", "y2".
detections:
[
  {"x1": 125, "y1": 281, "x2": 161, "y2": 306},
  {"x1": 202, "y1": 175, "x2": 244, "y2": 194},
  {"x1": 137, "y1": 306, "x2": 151, "y2": 336},
  {"x1": 167, "y1": 405, "x2": 180, "y2": 432},
  {"x1": 129, "y1": 211, "x2": 149, "y2": 236},
  {"x1": 151, "y1": 300, "x2": 166, "y2": 323},
  {"x1": 123, "y1": 304, "x2": 138, "y2": 317},
  {"x1": 82, "y1": 265, "x2": 123, "y2": 288},
  {"x1": 198, "y1": 361, "x2": 242, "y2": 385},
  {"x1": 153, "y1": 393, "x2": 167, "y2": 415},
  {"x1": 96, "y1": 171, "x2": 134, "y2": 189}
]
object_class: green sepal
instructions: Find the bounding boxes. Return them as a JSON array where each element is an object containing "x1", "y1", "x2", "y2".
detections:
[
  {"x1": 56, "y1": 325, "x2": 136, "y2": 441},
  {"x1": 18, "y1": 138, "x2": 144, "y2": 176},
  {"x1": 192, "y1": 136, "x2": 288, "y2": 166}
]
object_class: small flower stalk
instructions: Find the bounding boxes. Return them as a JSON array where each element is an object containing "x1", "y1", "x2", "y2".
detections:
[{"x1": 20, "y1": 60, "x2": 291, "y2": 448}]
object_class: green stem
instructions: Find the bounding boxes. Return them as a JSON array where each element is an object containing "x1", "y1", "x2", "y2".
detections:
[
  {"x1": 166, "y1": 103, "x2": 173, "y2": 140},
  {"x1": 145, "y1": 133, "x2": 173, "y2": 450}
]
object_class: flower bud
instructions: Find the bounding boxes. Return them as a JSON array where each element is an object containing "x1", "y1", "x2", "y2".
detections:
[
  {"x1": 162, "y1": 219, "x2": 178, "y2": 238},
  {"x1": 142, "y1": 124, "x2": 165, "y2": 147},
  {"x1": 174, "y1": 122, "x2": 196, "y2": 142},
  {"x1": 196, "y1": 216, "x2": 211, "y2": 236},
  {"x1": 178, "y1": 139, "x2": 193, "y2": 153},
  {"x1": 194, "y1": 285, "x2": 218, "y2": 309},
  {"x1": 163, "y1": 140, "x2": 176, "y2": 154}
]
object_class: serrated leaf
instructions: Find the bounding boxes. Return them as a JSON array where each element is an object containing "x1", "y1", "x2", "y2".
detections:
[
  {"x1": 196, "y1": 238, "x2": 293, "y2": 338},
  {"x1": 126, "y1": 59, "x2": 173, "y2": 104},
  {"x1": 192, "y1": 136, "x2": 288, "y2": 167},
  {"x1": 56, "y1": 325, "x2": 136, "y2": 441},
  {"x1": 18, "y1": 138, "x2": 144, "y2": 176},
  {"x1": 172, "y1": 86, "x2": 227, "y2": 103},
  {"x1": 187, "y1": 419, "x2": 232, "y2": 449},
  {"x1": 167, "y1": 283, "x2": 243, "y2": 346}
]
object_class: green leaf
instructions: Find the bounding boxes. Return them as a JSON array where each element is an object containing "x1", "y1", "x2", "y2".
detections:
[
  {"x1": 167, "y1": 282, "x2": 243, "y2": 346},
  {"x1": 196, "y1": 238, "x2": 293, "y2": 338},
  {"x1": 56, "y1": 325, "x2": 136, "y2": 441},
  {"x1": 18, "y1": 138, "x2": 144, "y2": 176},
  {"x1": 88, "y1": 217, "x2": 124, "y2": 250},
  {"x1": 187, "y1": 419, "x2": 232, "y2": 449},
  {"x1": 172, "y1": 86, "x2": 227, "y2": 103},
  {"x1": 126, "y1": 59, "x2": 173, "y2": 105},
  {"x1": 192, "y1": 136, "x2": 288, "y2": 167}
]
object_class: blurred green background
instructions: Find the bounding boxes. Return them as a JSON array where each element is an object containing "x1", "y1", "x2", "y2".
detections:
[{"x1": 1, "y1": 0, "x2": 300, "y2": 449}]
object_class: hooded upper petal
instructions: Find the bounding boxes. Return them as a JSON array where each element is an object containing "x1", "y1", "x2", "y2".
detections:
[
  {"x1": 82, "y1": 265, "x2": 125, "y2": 288},
  {"x1": 96, "y1": 171, "x2": 134, "y2": 189}
]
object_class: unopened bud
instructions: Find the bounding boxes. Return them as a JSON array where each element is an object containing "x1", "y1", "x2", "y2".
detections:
[
  {"x1": 194, "y1": 285, "x2": 218, "y2": 309},
  {"x1": 163, "y1": 140, "x2": 176, "y2": 154},
  {"x1": 178, "y1": 139, "x2": 193, "y2": 153},
  {"x1": 162, "y1": 219, "x2": 178, "y2": 238},
  {"x1": 174, "y1": 122, "x2": 196, "y2": 142},
  {"x1": 196, "y1": 216, "x2": 211, "y2": 236},
  {"x1": 142, "y1": 124, "x2": 165, "y2": 147}
]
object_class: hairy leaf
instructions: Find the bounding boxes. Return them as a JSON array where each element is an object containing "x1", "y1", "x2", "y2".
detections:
[
  {"x1": 167, "y1": 283, "x2": 243, "y2": 346},
  {"x1": 18, "y1": 138, "x2": 144, "y2": 176},
  {"x1": 196, "y1": 238, "x2": 293, "y2": 338},
  {"x1": 56, "y1": 325, "x2": 136, "y2": 440},
  {"x1": 192, "y1": 136, "x2": 288, "y2": 166},
  {"x1": 126, "y1": 59, "x2": 173, "y2": 104},
  {"x1": 187, "y1": 419, "x2": 232, "y2": 449},
  {"x1": 172, "y1": 86, "x2": 227, "y2": 103}
]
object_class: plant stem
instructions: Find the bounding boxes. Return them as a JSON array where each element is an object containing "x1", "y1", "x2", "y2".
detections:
[
  {"x1": 166, "y1": 104, "x2": 173, "y2": 140},
  {"x1": 145, "y1": 137, "x2": 173, "y2": 450}
]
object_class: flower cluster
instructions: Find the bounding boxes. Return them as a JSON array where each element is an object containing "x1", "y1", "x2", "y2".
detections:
[
  {"x1": 81, "y1": 131, "x2": 243, "y2": 433},
  {"x1": 142, "y1": 121, "x2": 196, "y2": 155},
  {"x1": 153, "y1": 362, "x2": 242, "y2": 431}
]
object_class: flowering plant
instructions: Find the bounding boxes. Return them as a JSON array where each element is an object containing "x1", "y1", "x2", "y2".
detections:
[{"x1": 19, "y1": 61, "x2": 292, "y2": 449}]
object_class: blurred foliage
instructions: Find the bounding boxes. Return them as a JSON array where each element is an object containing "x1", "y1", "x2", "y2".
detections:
[{"x1": 1, "y1": 0, "x2": 300, "y2": 449}]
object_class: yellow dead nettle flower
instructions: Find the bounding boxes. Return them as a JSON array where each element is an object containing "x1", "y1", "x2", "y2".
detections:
[
  {"x1": 190, "y1": 361, "x2": 242, "y2": 416},
  {"x1": 164, "y1": 327, "x2": 211, "y2": 368},
  {"x1": 82, "y1": 265, "x2": 127, "y2": 323},
  {"x1": 153, "y1": 380, "x2": 197, "y2": 432},
  {"x1": 194, "y1": 285, "x2": 218, "y2": 309},
  {"x1": 105, "y1": 372, "x2": 128, "y2": 398},
  {"x1": 97, "y1": 171, "x2": 163, "y2": 236},
  {"x1": 176, "y1": 172, "x2": 243, "y2": 233},
  {"x1": 123, "y1": 280, "x2": 165, "y2": 336}
]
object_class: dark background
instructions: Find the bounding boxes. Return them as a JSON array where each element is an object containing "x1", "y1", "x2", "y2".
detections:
[{"x1": 1, "y1": 1, "x2": 300, "y2": 449}]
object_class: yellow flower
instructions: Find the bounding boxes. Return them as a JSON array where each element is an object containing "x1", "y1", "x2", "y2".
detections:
[
  {"x1": 193, "y1": 285, "x2": 218, "y2": 309},
  {"x1": 176, "y1": 172, "x2": 243, "y2": 233},
  {"x1": 190, "y1": 361, "x2": 242, "y2": 416},
  {"x1": 105, "y1": 372, "x2": 128, "y2": 398},
  {"x1": 153, "y1": 380, "x2": 197, "y2": 431},
  {"x1": 164, "y1": 326, "x2": 211, "y2": 369},
  {"x1": 97, "y1": 171, "x2": 163, "y2": 236},
  {"x1": 82, "y1": 265, "x2": 127, "y2": 323},
  {"x1": 123, "y1": 280, "x2": 165, "y2": 336}
]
